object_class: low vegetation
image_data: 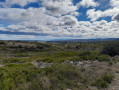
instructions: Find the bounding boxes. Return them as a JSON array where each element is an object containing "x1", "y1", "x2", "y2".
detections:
[
  {"x1": 102, "y1": 42, "x2": 119, "y2": 56},
  {"x1": 92, "y1": 73, "x2": 114, "y2": 88},
  {"x1": 0, "y1": 63, "x2": 114, "y2": 90},
  {"x1": 0, "y1": 40, "x2": 119, "y2": 90}
]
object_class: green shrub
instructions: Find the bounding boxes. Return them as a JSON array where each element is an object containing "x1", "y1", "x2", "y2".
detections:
[
  {"x1": 92, "y1": 79, "x2": 109, "y2": 88},
  {"x1": 44, "y1": 64, "x2": 81, "y2": 89},
  {"x1": 108, "y1": 61, "x2": 113, "y2": 66},
  {"x1": 97, "y1": 55, "x2": 110, "y2": 62},
  {"x1": 102, "y1": 42, "x2": 119, "y2": 56},
  {"x1": 3, "y1": 58, "x2": 31, "y2": 63},
  {"x1": 0, "y1": 63, "x2": 38, "y2": 90},
  {"x1": 14, "y1": 53, "x2": 29, "y2": 57},
  {"x1": 40, "y1": 58, "x2": 54, "y2": 63},
  {"x1": 101, "y1": 74, "x2": 114, "y2": 83},
  {"x1": 77, "y1": 51, "x2": 110, "y2": 62},
  {"x1": 92, "y1": 73, "x2": 114, "y2": 88}
]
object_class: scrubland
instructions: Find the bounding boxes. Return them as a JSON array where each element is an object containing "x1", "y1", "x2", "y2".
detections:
[{"x1": 0, "y1": 40, "x2": 119, "y2": 90}]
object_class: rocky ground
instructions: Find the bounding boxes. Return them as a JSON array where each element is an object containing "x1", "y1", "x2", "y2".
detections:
[
  {"x1": 0, "y1": 59, "x2": 119, "y2": 90},
  {"x1": 107, "y1": 62, "x2": 119, "y2": 90}
]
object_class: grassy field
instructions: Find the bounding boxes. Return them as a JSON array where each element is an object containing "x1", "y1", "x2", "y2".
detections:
[{"x1": 0, "y1": 40, "x2": 119, "y2": 90}]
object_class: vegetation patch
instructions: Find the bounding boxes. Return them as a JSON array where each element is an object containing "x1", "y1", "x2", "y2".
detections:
[
  {"x1": 92, "y1": 73, "x2": 115, "y2": 88},
  {"x1": 0, "y1": 40, "x2": 118, "y2": 90}
]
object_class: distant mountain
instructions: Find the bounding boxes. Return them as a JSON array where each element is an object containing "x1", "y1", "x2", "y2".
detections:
[
  {"x1": 3, "y1": 38, "x2": 119, "y2": 42},
  {"x1": 47, "y1": 38, "x2": 119, "y2": 42}
]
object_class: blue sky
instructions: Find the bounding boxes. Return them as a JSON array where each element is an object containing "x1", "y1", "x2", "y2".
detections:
[{"x1": 0, "y1": 0, "x2": 119, "y2": 40}]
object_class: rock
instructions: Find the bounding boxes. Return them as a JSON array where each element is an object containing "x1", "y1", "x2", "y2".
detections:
[
  {"x1": 76, "y1": 61, "x2": 83, "y2": 66},
  {"x1": 70, "y1": 61, "x2": 74, "y2": 64},
  {"x1": 84, "y1": 64, "x2": 90, "y2": 67},
  {"x1": 32, "y1": 61, "x2": 38, "y2": 67},
  {"x1": 63, "y1": 60, "x2": 70, "y2": 64},
  {"x1": 32, "y1": 61, "x2": 51, "y2": 68},
  {"x1": 67, "y1": 89, "x2": 71, "y2": 90},
  {"x1": 62, "y1": 60, "x2": 84, "y2": 66},
  {"x1": 38, "y1": 62, "x2": 51, "y2": 68}
]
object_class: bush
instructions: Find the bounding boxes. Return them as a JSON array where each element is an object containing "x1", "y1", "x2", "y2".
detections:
[
  {"x1": 3, "y1": 58, "x2": 31, "y2": 63},
  {"x1": 97, "y1": 55, "x2": 110, "y2": 62},
  {"x1": 92, "y1": 73, "x2": 114, "y2": 88},
  {"x1": 44, "y1": 64, "x2": 81, "y2": 89},
  {"x1": 77, "y1": 51, "x2": 110, "y2": 62},
  {"x1": 101, "y1": 74, "x2": 114, "y2": 83},
  {"x1": 0, "y1": 63, "x2": 38, "y2": 90},
  {"x1": 92, "y1": 79, "x2": 109, "y2": 88},
  {"x1": 102, "y1": 42, "x2": 119, "y2": 56}
]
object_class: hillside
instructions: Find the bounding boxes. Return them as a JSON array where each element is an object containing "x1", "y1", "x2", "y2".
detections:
[{"x1": 0, "y1": 40, "x2": 119, "y2": 90}]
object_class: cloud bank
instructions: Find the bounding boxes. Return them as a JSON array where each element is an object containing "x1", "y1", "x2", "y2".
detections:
[{"x1": 0, "y1": 0, "x2": 119, "y2": 40}]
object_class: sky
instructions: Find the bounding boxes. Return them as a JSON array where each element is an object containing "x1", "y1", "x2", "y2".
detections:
[{"x1": 0, "y1": 0, "x2": 119, "y2": 40}]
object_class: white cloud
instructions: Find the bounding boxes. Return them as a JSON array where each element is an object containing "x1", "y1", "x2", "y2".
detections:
[
  {"x1": 0, "y1": 0, "x2": 119, "y2": 39},
  {"x1": 87, "y1": 9, "x2": 102, "y2": 21},
  {"x1": 0, "y1": 34, "x2": 35, "y2": 40},
  {"x1": 0, "y1": 8, "x2": 45, "y2": 21},
  {"x1": 41, "y1": 0, "x2": 78, "y2": 16},
  {"x1": 0, "y1": 19, "x2": 119, "y2": 39},
  {"x1": 110, "y1": 0, "x2": 119, "y2": 8},
  {"x1": 69, "y1": 11, "x2": 79, "y2": 17},
  {"x1": 86, "y1": 0, "x2": 119, "y2": 21},
  {"x1": 79, "y1": 0, "x2": 99, "y2": 8},
  {"x1": 87, "y1": 8, "x2": 119, "y2": 21},
  {"x1": 112, "y1": 13, "x2": 119, "y2": 22},
  {"x1": 59, "y1": 15, "x2": 79, "y2": 26},
  {"x1": 0, "y1": 0, "x2": 37, "y2": 7}
]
